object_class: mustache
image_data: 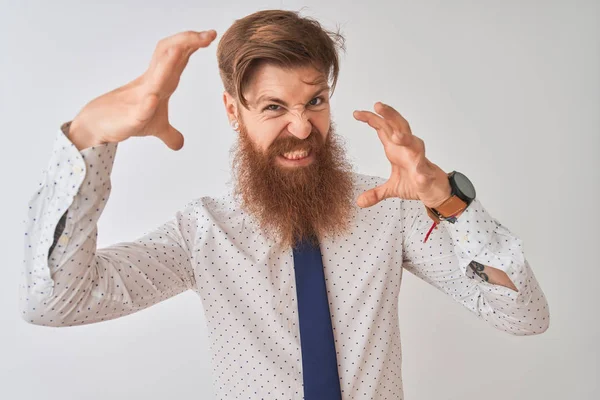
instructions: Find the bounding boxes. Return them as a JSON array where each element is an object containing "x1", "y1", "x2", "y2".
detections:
[{"x1": 267, "y1": 129, "x2": 324, "y2": 157}]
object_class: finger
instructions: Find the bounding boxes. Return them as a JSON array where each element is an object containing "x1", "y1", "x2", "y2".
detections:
[
  {"x1": 374, "y1": 101, "x2": 412, "y2": 146},
  {"x1": 373, "y1": 102, "x2": 413, "y2": 146},
  {"x1": 353, "y1": 110, "x2": 394, "y2": 144},
  {"x1": 353, "y1": 110, "x2": 388, "y2": 130},
  {"x1": 161, "y1": 30, "x2": 217, "y2": 54},
  {"x1": 389, "y1": 130, "x2": 413, "y2": 146},
  {"x1": 168, "y1": 31, "x2": 217, "y2": 80},
  {"x1": 156, "y1": 124, "x2": 185, "y2": 151},
  {"x1": 373, "y1": 102, "x2": 412, "y2": 135},
  {"x1": 182, "y1": 30, "x2": 218, "y2": 61},
  {"x1": 148, "y1": 30, "x2": 215, "y2": 72},
  {"x1": 146, "y1": 46, "x2": 182, "y2": 98},
  {"x1": 146, "y1": 30, "x2": 217, "y2": 96},
  {"x1": 357, "y1": 184, "x2": 390, "y2": 208},
  {"x1": 354, "y1": 110, "x2": 412, "y2": 146},
  {"x1": 149, "y1": 102, "x2": 184, "y2": 150}
]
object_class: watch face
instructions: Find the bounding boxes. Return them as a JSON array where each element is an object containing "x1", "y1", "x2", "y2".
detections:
[{"x1": 453, "y1": 171, "x2": 476, "y2": 199}]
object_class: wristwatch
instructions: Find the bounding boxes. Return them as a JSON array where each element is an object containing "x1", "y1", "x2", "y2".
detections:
[{"x1": 425, "y1": 171, "x2": 476, "y2": 224}]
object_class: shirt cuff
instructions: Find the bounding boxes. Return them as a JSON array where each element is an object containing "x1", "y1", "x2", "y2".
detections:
[
  {"x1": 439, "y1": 197, "x2": 532, "y2": 303},
  {"x1": 52, "y1": 121, "x2": 117, "y2": 191}
]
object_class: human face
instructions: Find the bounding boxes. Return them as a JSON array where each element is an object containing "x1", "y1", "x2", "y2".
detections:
[
  {"x1": 224, "y1": 63, "x2": 331, "y2": 168},
  {"x1": 224, "y1": 63, "x2": 355, "y2": 248}
]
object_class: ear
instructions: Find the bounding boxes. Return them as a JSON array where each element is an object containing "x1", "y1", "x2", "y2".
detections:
[{"x1": 223, "y1": 91, "x2": 238, "y2": 123}]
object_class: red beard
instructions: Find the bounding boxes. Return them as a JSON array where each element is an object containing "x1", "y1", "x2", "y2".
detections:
[{"x1": 230, "y1": 119, "x2": 356, "y2": 249}]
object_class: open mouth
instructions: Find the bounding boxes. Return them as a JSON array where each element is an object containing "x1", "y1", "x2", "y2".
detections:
[
  {"x1": 277, "y1": 148, "x2": 314, "y2": 166},
  {"x1": 281, "y1": 148, "x2": 311, "y2": 160}
]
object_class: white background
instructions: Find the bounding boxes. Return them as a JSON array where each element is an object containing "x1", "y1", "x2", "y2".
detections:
[{"x1": 1, "y1": 0, "x2": 598, "y2": 399}]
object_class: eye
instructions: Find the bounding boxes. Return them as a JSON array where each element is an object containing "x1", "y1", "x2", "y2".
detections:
[
  {"x1": 263, "y1": 104, "x2": 281, "y2": 112},
  {"x1": 309, "y1": 97, "x2": 324, "y2": 106}
]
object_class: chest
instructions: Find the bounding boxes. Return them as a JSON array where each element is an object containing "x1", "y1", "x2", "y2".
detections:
[{"x1": 191, "y1": 213, "x2": 406, "y2": 327}]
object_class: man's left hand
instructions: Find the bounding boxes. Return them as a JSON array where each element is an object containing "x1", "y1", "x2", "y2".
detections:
[{"x1": 353, "y1": 102, "x2": 452, "y2": 209}]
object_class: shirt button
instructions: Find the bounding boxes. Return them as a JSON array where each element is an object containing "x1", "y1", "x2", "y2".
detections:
[{"x1": 72, "y1": 165, "x2": 84, "y2": 174}]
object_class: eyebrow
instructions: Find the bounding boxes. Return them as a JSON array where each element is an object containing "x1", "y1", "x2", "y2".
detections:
[{"x1": 254, "y1": 84, "x2": 330, "y2": 108}]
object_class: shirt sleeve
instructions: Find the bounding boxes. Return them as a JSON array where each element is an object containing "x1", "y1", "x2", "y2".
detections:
[
  {"x1": 401, "y1": 197, "x2": 550, "y2": 336},
  {"x1": 20, "y1": 122, "x2": 197, "y2": 327}
]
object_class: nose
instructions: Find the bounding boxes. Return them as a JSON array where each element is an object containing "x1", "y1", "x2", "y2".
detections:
[{"x1": 287, "y1": 111, "x2": 312, "y2": 140}]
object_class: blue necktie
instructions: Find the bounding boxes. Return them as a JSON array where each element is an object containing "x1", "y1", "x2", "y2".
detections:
[{"x1": 292, "y1": 237, "x2": 343, "y2": 400}]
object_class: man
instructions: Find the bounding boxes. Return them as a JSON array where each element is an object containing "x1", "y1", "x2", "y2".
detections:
[{"x1": 21, "y1": 9, "x2": 549, "y2": 400}]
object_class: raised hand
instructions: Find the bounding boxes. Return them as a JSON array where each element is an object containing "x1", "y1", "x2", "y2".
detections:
[
  {"x1": 69, "y1": 30, "x2": 217, "y2": 151},
  {"x1": 353, "y1": 102, "x2": 452, "y2": 209}
]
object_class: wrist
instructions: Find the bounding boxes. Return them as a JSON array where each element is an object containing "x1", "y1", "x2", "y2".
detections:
[
  {"x1": 67, "y1": 118, "x2": 107, "y2": 151},
  {"x1": 423, "y1": 180, "x2": 452, "y2": 209},
  {"x1": 423, "y1": 170, "x2": 475, "y2": 230}
]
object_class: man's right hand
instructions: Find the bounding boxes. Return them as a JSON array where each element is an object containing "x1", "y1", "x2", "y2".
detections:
[{"x1": 69, "y1": 29, "x2": 217, "y2": 151}]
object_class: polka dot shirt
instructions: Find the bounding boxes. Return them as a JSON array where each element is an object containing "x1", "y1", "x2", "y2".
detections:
[{"x1": 20, "y1": 122, "x2": 550, "y2": 399}]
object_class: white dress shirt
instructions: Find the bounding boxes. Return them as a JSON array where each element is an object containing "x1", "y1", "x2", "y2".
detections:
[{"x1": 20, "y1": 122, "x2": 550, "y2": 400}]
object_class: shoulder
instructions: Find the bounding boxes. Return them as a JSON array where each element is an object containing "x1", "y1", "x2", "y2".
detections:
[{"x1": 177, "y1": 188, "x2": 246, "y2": 228}]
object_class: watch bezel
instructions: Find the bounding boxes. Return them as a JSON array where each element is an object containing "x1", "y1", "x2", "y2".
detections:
[{"x1": 448, "y1": 171, "x2": 476, "y2": 206}]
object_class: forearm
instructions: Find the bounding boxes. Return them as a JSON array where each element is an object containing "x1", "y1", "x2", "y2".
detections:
[
  {"x1": 470, "y1": 261, "x2": 518, "y2": 292},
  {"x1": 21, "y1": 124, "x2": 195, "y2": 327},
  {"x1": 430, "y1": 200, "x2": 519, "y2": 291}
]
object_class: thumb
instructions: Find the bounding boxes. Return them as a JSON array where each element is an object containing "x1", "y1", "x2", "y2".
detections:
[
  {"x1": 156, "y1": 125, "x2": 184, "y2": 151},
  {"x1": 357, "y1": 184, "x2": 388, "y2": 208}
]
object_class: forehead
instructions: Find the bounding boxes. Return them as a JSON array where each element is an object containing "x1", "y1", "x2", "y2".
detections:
[{"x1": 244, "y1": 63, "x2": 328, "y2": 103}]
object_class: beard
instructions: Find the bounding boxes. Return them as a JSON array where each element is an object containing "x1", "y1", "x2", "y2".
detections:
[{"x1": 230, "y1": 118, "x2": 355, "y2": 249}]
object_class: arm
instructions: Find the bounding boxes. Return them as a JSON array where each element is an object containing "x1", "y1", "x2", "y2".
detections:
[
  {"x1": 20, "y1": 122, "x2": 197, "y2": 327},
  {"x1": 449, "y1": 208, "x2": 518, "y2": 292},
  {"x1": 401, "y1": 197, "x2": 550, "y2": 336},
  {"x1": 351, "y1": 102, "x2": 549, "y2": 335},
  {"x1": 470, "y1": 260, "x2": 517, "y2": 291}
]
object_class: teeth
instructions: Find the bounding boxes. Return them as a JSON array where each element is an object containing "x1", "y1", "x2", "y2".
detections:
[{"x1": 282, "y1": 150, "x2": 309, "y2": 160}]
